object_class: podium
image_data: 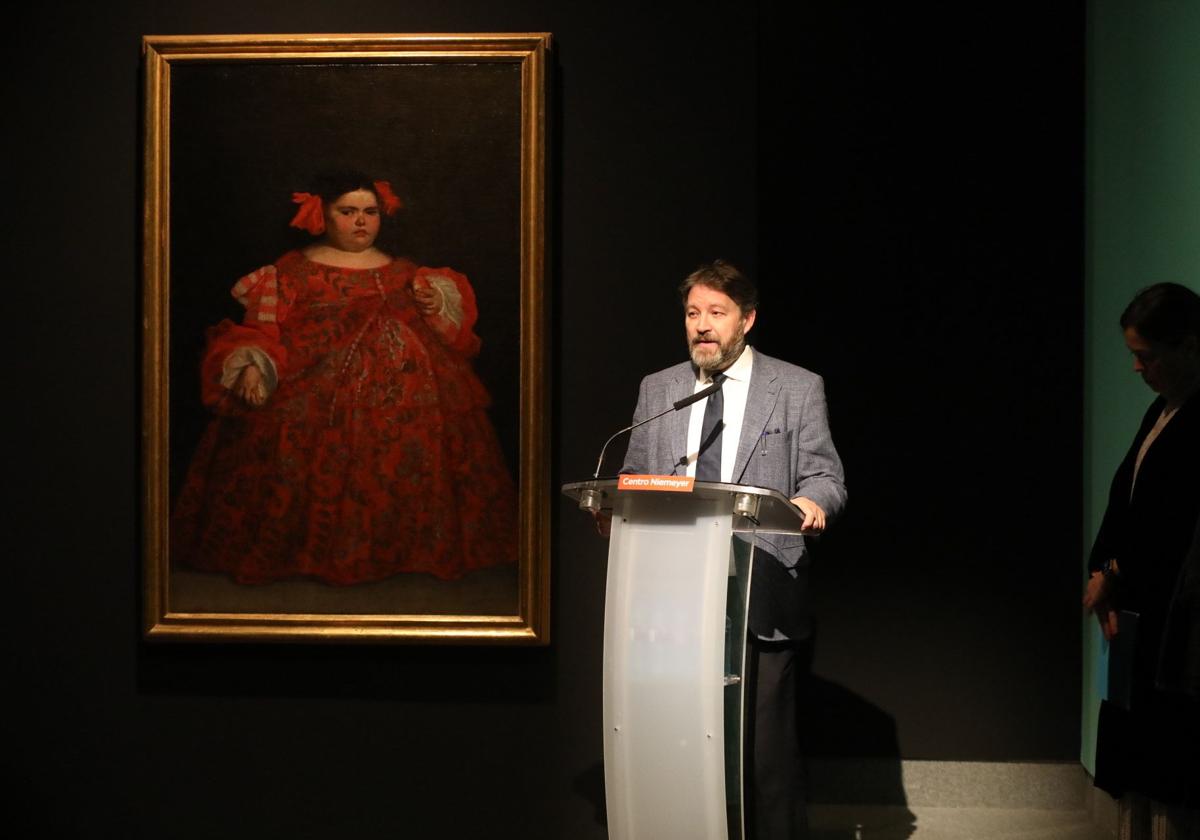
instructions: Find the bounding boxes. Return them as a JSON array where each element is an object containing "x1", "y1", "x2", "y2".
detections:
[{"x1": 562, "y1": 478, "x2": 808, "y2": 840}]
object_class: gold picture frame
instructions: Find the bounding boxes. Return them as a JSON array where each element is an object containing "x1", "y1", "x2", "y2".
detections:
[{"x1": 142, "y1": 33, "x2": 550, "y2": 643}]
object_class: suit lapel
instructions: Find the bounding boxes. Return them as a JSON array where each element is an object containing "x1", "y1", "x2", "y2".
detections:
[
  {"x1": 667, "y1": 367, "x2": 695, "y2": 473},
  {"x1": 734, "y1": 353, "x2": 780, "y2": 482}
]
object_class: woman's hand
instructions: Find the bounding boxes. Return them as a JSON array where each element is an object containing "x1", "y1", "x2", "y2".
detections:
[
  {"x1": 234, "y1": 364, "x2": 268, "y2": 407},
  {"x1": 413, "y1": 284, "x2": 443, "y2": 316},
  {"x1": 1083, "y1": 570, "x2": 1120, "y2": 640}
]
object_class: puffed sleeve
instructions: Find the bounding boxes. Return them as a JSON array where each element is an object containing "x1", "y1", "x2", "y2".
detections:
[
  {"x1": 411, "y1": 266, "x2": 482, "y2": 357},
  {"x1": 199, "y1": 265, "x2": 290, "y2": 412}
]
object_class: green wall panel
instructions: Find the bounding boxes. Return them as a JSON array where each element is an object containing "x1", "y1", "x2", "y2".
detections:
[{"x1": 1084, "y1": 0, "x2": 1200, "y2": 772}]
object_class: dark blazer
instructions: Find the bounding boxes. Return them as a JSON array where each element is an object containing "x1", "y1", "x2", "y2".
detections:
[
  {"x1": 1157, "y1": 514, "x2": 1200, "y2": 699},
  {"x1": 1090, "y1": 392, "x2": 1200, "y2": 691},
  {"x1": 1090, "y1": 392, "x2": 1200, "y2": 804},
  {"x1": 621, "y1": 349, "x2": 847, "y2": 638}
]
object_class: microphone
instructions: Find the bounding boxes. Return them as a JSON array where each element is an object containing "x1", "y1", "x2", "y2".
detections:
[
  {"x1": 671, "y1": 379, "x2": 723, "y2": 412},
  {"x1": 592, "y1": 378, "x2": 724, "y2": 479}
]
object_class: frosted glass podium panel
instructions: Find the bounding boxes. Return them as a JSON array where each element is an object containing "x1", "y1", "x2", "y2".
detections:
[
  {"x1": 562, "y1": 479, "x2": 805, "y2": 840},
  {"x1": 604, "y1": 491, "x2": 743, "y2": 840}
]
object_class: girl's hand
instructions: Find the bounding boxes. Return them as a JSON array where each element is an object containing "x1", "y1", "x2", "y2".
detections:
[
  {"x1": 234, "y1": 364, "x2": 268, "y2": 407},
  {"x1": 413, "y1": 284, "x2": 442, "y2": 316}
]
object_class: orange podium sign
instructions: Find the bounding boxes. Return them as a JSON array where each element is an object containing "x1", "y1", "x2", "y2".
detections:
[{"x1": 616, "y1": 474, "x2": 696, "y2": 493}]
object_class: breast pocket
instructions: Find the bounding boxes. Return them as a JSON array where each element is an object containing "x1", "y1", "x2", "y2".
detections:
[{"x1": 747, "y1": 427, "x2": 793, "y2": 490}]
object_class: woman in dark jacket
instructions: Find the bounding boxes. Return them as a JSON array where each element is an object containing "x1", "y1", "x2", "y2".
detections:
[{"x1": 1084, "y1": 282, "x2": 1200, "y2": 839}]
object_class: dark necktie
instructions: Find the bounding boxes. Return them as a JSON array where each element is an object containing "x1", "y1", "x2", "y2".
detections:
[{"x1": 695, "y1": 373, "x2": 726, "y2": 482}]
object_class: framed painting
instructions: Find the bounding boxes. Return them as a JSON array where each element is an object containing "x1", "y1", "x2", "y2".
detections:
[{"x1": 141, "y1": 34, "x2": 550, "y2": 643}]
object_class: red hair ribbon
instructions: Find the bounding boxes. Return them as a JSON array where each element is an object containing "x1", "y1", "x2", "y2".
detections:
[
  {"x1": 373, "y1": 180, "x2": 404, "y2": 215},
  {"x1": 289, "y1": 192, "x2": 325, "y2": 235}
]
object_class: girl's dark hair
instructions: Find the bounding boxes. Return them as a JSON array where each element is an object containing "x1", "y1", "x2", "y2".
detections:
[
  {"x1": 1120, "y1": 282, "x2": 1200, "y2": 347},
  {"x1": 311, "y1": 170, "x2": 378, "y2": 205}
]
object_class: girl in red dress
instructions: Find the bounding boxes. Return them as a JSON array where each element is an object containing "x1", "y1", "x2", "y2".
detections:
[{"x1": 171, "y1": 173, "x2": 518, "y2": 585}]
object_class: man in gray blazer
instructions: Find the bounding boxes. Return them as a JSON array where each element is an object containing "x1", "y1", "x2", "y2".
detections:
[{"x1": 620, "y1": 260, "x2": 847, "y2": 840}]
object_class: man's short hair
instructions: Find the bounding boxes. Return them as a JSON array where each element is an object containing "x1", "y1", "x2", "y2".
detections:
[{"x1": 678, "y1": 260, "x2": 759, "y2": 316}]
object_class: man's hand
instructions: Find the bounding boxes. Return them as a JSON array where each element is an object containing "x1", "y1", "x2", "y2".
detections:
[
  {"x1": 790, "y1": 496, "x2": 826, "y2": 533},
  {"x1": 1083, "y1": 570, "x2": 1120, "y2": 640}
]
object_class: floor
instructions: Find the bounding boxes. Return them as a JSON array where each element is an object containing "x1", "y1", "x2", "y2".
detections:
[{"x1": 810, "y1": 805, "x2": 1114, "y2": 840}]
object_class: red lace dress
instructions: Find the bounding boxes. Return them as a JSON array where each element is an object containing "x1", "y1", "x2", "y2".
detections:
[{"x1": 170, "y1": 251, "x2": 518, "y2": 584}]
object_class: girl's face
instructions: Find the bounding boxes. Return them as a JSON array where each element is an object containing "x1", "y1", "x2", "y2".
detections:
[{"x1": 323, "y1": 189, "x2": 381, "y2": 252}]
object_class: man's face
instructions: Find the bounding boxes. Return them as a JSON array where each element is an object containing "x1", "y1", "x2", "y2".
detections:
[{"x1": 685, "y1": 284, "x2": 756, "y2": 372}]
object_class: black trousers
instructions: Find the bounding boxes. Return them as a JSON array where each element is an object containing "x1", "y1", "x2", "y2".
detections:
[{"x1": 744, "y1": 635, "x2": 814, "y2": 840}]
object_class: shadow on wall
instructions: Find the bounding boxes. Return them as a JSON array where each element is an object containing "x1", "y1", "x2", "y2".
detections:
[{"x1": 806, "y1": 674, "x2": 917, "y2": 839}]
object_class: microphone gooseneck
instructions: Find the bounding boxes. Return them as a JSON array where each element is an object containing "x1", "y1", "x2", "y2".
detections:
[{"x1": 592, "y1": 378, "x2": 725, "y2": 479}]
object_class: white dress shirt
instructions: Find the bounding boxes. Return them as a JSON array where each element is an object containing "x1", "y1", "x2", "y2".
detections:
[{"x1": 684, "y1": 345, "x2": 753, "y2": 481}]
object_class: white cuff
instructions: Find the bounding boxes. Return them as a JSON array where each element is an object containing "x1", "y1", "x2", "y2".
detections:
[{"x1": 220, "y1": 346, "x2": 278, "y2": 393}]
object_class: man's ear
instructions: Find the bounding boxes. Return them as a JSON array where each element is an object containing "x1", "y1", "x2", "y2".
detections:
[{"x1": 743, "y1": 309, "x2": 757, "y2": 334}]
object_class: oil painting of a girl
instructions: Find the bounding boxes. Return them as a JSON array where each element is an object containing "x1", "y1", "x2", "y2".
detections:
[{"x1": 170, "y1": 171, "x2": 518, "y2": 587}]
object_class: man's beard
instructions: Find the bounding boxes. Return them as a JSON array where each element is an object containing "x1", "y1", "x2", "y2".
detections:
[{"x1": 689, "y1": 325, "x2": 746, "y2": 373}]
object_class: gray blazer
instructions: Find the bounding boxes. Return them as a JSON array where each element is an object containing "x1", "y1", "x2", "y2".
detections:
[{"x1": 621, "y1": 349, "x2": 847, "y2": 637}]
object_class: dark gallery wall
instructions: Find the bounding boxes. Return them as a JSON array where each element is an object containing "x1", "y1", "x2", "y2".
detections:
[
  {"x1": 756, "y1": 6, "x2": 1085, "y2": 762},
  {"x1": 10, "y1": 2, "x2": 1082, "y2": 838}
]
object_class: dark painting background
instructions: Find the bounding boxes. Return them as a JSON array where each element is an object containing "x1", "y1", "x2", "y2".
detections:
[
  {"x1": 169, "y1": 60, "x2": 523, "y2": 493},
  {"x1": 9, "y1": 2, "x2": 1083, "y2": 838}
]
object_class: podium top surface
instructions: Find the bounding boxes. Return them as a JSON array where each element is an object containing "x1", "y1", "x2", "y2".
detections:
[{"x1": 561, "y1": 478, "x2": 808, "y2": 535}]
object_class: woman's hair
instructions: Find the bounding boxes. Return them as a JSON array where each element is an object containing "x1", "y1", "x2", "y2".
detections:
[
  {"x1": 1120, "y1": 282, "x2": 1200, "y2": 348},
  {"x1": 311, "y1": 170, "x2": 379, "y2": 205},
  {"x1": 678, "y1": 259, "x2": 759, "y2": 316}
]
